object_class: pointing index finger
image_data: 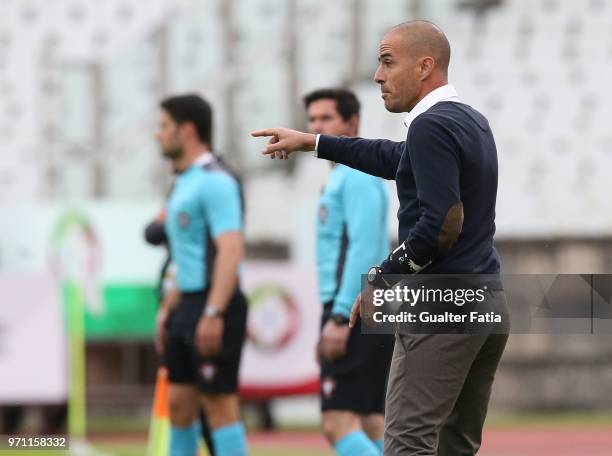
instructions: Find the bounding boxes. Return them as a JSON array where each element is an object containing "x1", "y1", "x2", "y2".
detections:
[{"x1": 251, "y1": 128, "x2": 277, "y2": 138}]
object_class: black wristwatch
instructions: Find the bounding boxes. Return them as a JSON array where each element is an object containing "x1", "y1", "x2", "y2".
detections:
[
  {"x1": 367, "y1": 266, "x2": 392, "y2": 289},
  {"x1": 330, "y1": 313, "x2": 350, "y2": 325}
]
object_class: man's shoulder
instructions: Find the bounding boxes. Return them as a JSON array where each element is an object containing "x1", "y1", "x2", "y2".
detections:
[
  {"x1": 341, "y1": 165, "x2": 383, "y2": 183},
  {"x1": 195, "y1": 161, "x2": 238, "y2": 182},
  {"x1": 193, "y1": 166, "x2": 240, "y2": 197},
  {"x1": 409, "y1": 102, "x2": 491, "y2": 138},
  {"x1": 340, "y1": 166, "x2": 386, "y2": 193},
  {"x1": 407, "y1": 101, "x2": 491, "y2": 146}
]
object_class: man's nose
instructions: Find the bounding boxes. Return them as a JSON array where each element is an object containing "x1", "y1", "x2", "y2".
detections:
[{"x1": 374, "y1": 65, "x2": 384, "y2": 84}]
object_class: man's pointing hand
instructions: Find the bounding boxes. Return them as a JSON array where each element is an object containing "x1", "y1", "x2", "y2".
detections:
[{"x1": 251, "y1": 128, "x2": 317, "y2": 159}]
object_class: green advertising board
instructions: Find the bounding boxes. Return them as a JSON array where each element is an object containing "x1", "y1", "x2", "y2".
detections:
[{"x1": 84, "y1": 284, "x2": 158, "y2": 340}]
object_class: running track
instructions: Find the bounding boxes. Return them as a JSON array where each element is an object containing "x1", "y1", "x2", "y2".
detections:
[
  {"x1": 91, "y1": 427, "x2": 612, "y2": 455},
  {"x1": 248, "y1": 428, "x2": 612, "y2": 455}
]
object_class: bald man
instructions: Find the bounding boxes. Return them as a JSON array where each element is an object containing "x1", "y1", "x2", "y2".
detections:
[{"x1": 252, "y1": 20, "x2": 509, "y2": 455}]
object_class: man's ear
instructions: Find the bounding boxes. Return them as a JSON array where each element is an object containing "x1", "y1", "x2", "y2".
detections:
[
  {"x1": 418, "y1": 56, "x2": 435, "y2": 81},
  {"x1": 348, "y1": 115, "x2": 359, "y2": 135},
  {"x1": 178, "y1": 121, "x2": 196, "y2": 142}
]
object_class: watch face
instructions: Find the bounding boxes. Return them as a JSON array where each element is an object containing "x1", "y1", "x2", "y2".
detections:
[
  {"x1": 205, "y1": 307, "x2": 220, "y2": 318},
  {"x1": 367, "y1": 267, "x2": 378, "y2": 283}
]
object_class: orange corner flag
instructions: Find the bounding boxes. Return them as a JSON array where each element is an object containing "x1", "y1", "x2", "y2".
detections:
[
  {"x1": 147, "y1": 367, "x2": 170, "y2": 456},
  {"x1": 146, "y1": 367, "x2": 210, "y2": 456}
]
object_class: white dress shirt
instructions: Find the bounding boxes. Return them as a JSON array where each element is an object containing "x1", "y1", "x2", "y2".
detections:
[{"x1": 402, "y1": 84, "x2": 462, "y2": 130}]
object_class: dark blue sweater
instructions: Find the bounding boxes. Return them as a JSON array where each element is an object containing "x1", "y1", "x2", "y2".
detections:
[{"x1": 317, "y1": 101, "x2": 500, "y2": 274}]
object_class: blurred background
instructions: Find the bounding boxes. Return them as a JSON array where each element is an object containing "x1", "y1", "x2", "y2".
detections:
[{"x1": 1, "y1": 0, "x2": 612, "y2": 455}]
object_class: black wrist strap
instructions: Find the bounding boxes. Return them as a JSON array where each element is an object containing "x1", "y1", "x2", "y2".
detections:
[{"x1": 386, "y1": 241, "x2": 431, "y2": 274}]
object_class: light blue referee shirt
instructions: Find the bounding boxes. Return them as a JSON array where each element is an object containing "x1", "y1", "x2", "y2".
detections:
[
  {"x1": 316, "y1": 164, "x2": 389, "y2": 317},
  {"x1": 165, "y1": 154, "x2": 243, "y2": 292}
]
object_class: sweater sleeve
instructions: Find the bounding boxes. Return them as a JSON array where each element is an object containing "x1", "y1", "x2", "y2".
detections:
[{"x1": 316, "y1": 135, "x2": 403, "y2": 180}]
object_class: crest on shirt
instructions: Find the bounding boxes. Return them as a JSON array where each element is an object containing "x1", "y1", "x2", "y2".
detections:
[
  {"x1": 178, "y1": 211, "x2": 190, "y2": 228},
  {"x1": 200, "y1": 363, "x2": 217, "y2": 382},
  {"x1": 321, "y1": 376, "x2": 336, "y2": 399},
  {"x1": 318, "y1": 205, "x2": 329, "y2": 224}
]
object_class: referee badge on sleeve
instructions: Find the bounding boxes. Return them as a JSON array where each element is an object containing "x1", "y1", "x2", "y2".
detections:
[
  {"x1": 178, "y1": 211, "x2": 190, "y2": 228},
  {"x1": 318, "y1": 205, "x2": 329, "y2": 224}
]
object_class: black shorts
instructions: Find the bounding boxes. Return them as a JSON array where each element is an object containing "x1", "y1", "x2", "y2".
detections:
[
  {"x1": 319, "y1": 302, "x2": 395, "y2": 414},
  {"x1": 163, "y1": 288, "x2": 248, "y2": 394}
]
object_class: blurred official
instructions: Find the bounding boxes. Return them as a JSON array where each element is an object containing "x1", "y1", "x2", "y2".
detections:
[
  {"x1": 252, "y1": 21, "x2": 509, "y2": 456},
  {"x1": 155, "y1": 94, "x2": 248, "y2": 456},
  {"x1": 144, "y1": 210, "x2": 216, "y2": 456},
  {"x1": 305, "y1": 88, "x2": 394, "y2": 456}
]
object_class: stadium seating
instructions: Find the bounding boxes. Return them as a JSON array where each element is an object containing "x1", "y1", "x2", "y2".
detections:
[
  {"x1": 2, "y1": 0, "x2": 612, "y2": 239},
  {"x1": 434, "y1": 0, "x2": 612, "y2": 238}
]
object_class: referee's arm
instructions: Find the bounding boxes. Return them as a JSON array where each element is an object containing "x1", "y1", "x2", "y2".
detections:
[
  {"x1": 201, "y1": 174, "x2": 244, "y2": 315},
  {"x1": 332, "y1": 175, "x2": 388, "y2": 318},
  {"x1": 195, "y1": 173, "x2": 244, "y2": 357}
]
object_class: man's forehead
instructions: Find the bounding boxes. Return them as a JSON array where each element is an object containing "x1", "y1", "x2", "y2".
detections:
[
  {"x1": 378, "y1": 31, "x2": 404, "y2": 55},
  {"x1": 160, "y1": 110, "x2": 177, "y2": 126},
  {"x1": 308, "y1": 98, "x2": 337, "y2": 113}
]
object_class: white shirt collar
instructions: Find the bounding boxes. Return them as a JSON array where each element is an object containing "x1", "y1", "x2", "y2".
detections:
[
  {"x1": 403, "y1": 84, "x2": 461, "y2": 130},
  {"x1": 193, "y1": 151, "x2": 216, "y2": 168}
]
